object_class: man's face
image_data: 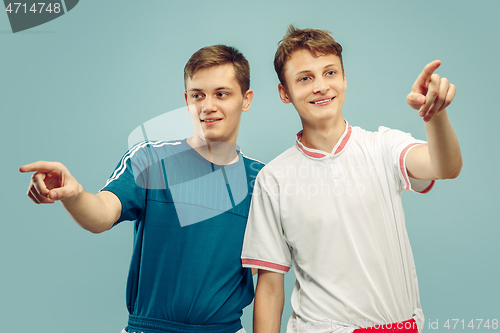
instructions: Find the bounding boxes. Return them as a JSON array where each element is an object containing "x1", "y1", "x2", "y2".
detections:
[
  {"x1": 185, "y1": 64, "x2": 253, "y2": 144},
  {"x1": 278, "y1": 49, "x2": 346, "y2": 126}
]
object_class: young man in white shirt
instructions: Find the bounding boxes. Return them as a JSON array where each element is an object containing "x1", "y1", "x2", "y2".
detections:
[{"x1": 241, "y1": 26, "x2": 462, "y2": 333}]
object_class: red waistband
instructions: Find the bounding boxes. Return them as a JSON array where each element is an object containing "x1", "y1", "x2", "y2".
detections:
[{"x1": 353, "y1": 318, "x2": 417, "y2": 333}]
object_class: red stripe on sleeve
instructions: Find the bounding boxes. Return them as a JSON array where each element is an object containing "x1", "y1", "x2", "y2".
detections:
[
  {"x1": 416, "y1": 180, "x2": 435, "y2": 193},
  {"x1": 241, "y1": 259, "x2": 290, "y2": 273},
  {"x1": 399, "y1": 143, "x2": 424, "y2": 190}
]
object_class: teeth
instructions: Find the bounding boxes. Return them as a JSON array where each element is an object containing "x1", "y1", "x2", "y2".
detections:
[
  {"x1": 314, "y1": 97, "x2": 333, "y2": 104},
  {"x1": 203, "y1": 119, "x2": 220, "y2": 122}
]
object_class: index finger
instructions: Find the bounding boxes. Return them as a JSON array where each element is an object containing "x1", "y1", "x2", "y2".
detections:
[
  {"x1": 19, "y1": 161, "x2": 63, "y2": 173},
  {"x1": 413, "y1": 60, "x2": 442, "y2": 90}
]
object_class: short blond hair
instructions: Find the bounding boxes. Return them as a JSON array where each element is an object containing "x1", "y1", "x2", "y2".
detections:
[
  {"x1": 274, "y1": 25, "x2": 344, "y2": 87},
  {"x1": 184, "y1": 45, "x2": 250, "y2": 94}
]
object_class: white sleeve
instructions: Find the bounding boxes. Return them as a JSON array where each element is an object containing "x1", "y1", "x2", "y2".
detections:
[
  {"x1": 241, "y1": 173, "x2": 291, "y2": 274},
  {"x1": 378, "y1": 126, "x2": 435, "y2": 193}
]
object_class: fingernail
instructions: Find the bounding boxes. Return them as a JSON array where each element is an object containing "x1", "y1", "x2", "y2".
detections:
[
  {"x1": 419, "y1": 111, "x2": 424, "y2": 117},
  {"x1": 417, "y1": 96, "x2": 425, "y2": 103},
  {"x1": 424, "y1": 116, "x2": 430, "y2": 122}
]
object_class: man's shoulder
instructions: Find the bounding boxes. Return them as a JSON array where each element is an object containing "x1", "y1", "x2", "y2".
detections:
[
  {"x1": 256, "y1": 145, "x2": 300, "y2": 178},
  {"x1": 350, "y1": 125, "x2": 412, "y2": 143},
  {"x1": 353, "y1": 124, "x2": 413, "y2": 136},
  {"x1": 242, "y1": 153, "x2": 265, "y2": 174},
  {"x1": 125, "y1": 139, "x2": 187, "y2": 159},
  {"x1": 350, "y1": 124, "x2": 386, "y2": 138},
  {"x1": 269, "y1": 145, "x2": 300, "y2": 164},
  {"x1": 128, "y1": 139, "x2": 185, "y2": 152}
]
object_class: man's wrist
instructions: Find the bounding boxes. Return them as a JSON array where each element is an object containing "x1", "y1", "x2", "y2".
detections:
[
  {"x1": 424, "y1": 108, "x2": 448, "y2": 125},
  {"x1": 61, "y1": 183, "x2": 84, "y2": 204}
]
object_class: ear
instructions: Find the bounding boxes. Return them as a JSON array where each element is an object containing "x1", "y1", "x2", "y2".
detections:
[
  {"x1": 242, "y1": 89, "x2": 254, "y2": 112},
  {"x1": 278, "y1": 83, "x2": 291, "y2": 104},
  {"x1": 184, "y1": 91, "x2": 189, "y2": 106},
  {"x1": 343, "y1": 72, "x2": 347, "y2": 90}
]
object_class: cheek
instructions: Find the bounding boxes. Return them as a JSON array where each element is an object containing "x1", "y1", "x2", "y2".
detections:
[
  {"x1": 335, "y1": 79, "x2": 346, "y2": 91},
  {"x1": 187, "y1": 107, "x2": 201, "y2": 120},
  {"x1": 295, "y1": 87, "x2": 310, "y2": 100},
  {"x1": 285, "y1": 88, "x2": 301, "y2": 104},
  {"x1": 228, "y1": 111, "x2": 242, "y2": 123}
]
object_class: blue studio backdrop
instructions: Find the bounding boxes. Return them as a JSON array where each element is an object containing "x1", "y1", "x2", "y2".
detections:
[{"x1": 1, "y1": 1, "x2": 499, "y2": 332}]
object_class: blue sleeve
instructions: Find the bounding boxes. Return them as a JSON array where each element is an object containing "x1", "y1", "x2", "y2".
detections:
[{"x1": 100, "y1": 143, "x2": 149, "y2": 225}]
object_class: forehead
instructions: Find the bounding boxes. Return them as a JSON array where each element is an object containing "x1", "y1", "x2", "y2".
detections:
[
  {"x1": 186, "y1": 63, "x2": 238, "y2": 91},
  {"x1": 284, "y1": 49, "x2": 342, "y2": 75}
]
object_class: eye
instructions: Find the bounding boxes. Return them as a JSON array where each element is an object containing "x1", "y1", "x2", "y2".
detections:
[
  {"x1": 191, "y1": 93, "x2": 203, "y2": 99},
  {"x1": 298, "y1": 76, "x2": 310, "y2": 82},
  {"x1": 216, "y1": 92, "x2": 229, "y2": 98},
  {"x1": 326, "y1": 70, "x2": 336, "y2": 76}
]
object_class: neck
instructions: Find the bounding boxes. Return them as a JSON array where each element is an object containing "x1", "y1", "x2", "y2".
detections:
[
  {"x1": 187, "y1": 136, "x2": 239, "y2": 165},
  {"x1": 300, "y1": 116, "x2": 346, "y2": 153}
]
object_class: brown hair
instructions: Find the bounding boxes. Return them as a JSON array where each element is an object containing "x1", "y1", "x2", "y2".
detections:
[
  {"x1": 274, "y1": 25, "x2": 344, "y2": 87},
  {"x1": 184, "y1": 45, "x2": 250, "y2": 94}
]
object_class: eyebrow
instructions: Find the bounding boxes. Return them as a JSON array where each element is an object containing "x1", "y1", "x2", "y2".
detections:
[
  {"x1": 188, "y1": 86, "x2": 233, "y2": 92},
  {"x1": 294, "y1": 64, "x2": 340, "y2": 77}
]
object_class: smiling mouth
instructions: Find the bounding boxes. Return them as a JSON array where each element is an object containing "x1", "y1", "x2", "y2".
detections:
[
  {"x1": 310, "y1": 97, "x2": 335, "y2": 104},
  {"x1": 201, "y1": 118, "x2": 222, "y2": 123}
]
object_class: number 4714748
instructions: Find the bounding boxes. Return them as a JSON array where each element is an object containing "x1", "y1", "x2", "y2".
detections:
[
  {"x1": 5, "y1": 3, "x2": 61, "y2": 14},
  {"x1": 443, "y1": 319, "x2": 498, "y2": 330}
]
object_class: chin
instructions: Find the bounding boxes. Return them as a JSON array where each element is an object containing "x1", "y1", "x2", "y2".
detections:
[
  {"x1": 205, "y1": 135, "x2": 225, "y2": 143},
  {"x1": 304, "y1": 113, "x2": 337, "y2": 123}
]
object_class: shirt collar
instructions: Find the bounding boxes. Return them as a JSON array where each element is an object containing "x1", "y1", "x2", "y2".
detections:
[{"x1": 296, "y1": 121, "x2": 353, "y2": 159}]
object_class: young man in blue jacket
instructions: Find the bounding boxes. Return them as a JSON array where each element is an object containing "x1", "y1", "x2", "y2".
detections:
[{"x1": 21, "y1": 45, "x2": 264, "y2": 333}]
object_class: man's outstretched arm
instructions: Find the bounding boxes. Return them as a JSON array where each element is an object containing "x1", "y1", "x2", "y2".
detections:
[
  {"x1": 19, "y1": 161, "x2": 121, "y2": 233},
  {"x1": 253, "y1": 269, "x2": 285, "y2": 333},
  {"x1": 405, "y1": 60, "x2": 462, "y2": 180}
]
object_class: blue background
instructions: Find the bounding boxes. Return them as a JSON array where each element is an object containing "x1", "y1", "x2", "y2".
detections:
[{"x1": 1, "y1": 1, "x2": 499, "y2": 332}]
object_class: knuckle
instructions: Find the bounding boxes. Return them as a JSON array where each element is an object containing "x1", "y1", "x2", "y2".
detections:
[{"x1": 428, "y1": 89, "x2": 438, "y2": 97}]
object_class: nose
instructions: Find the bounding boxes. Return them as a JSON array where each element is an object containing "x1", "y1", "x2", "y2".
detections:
[
  {"x1": 313, "y1": 76, "x2": 329, "y2": 94},
  {"x1": 202, "y1": 95, "x2": 217, "y2": 113}
]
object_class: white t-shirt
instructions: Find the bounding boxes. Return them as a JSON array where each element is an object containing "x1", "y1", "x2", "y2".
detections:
[{"x1": 241, "y1": 122, "x2": 433, "y2": 333}]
